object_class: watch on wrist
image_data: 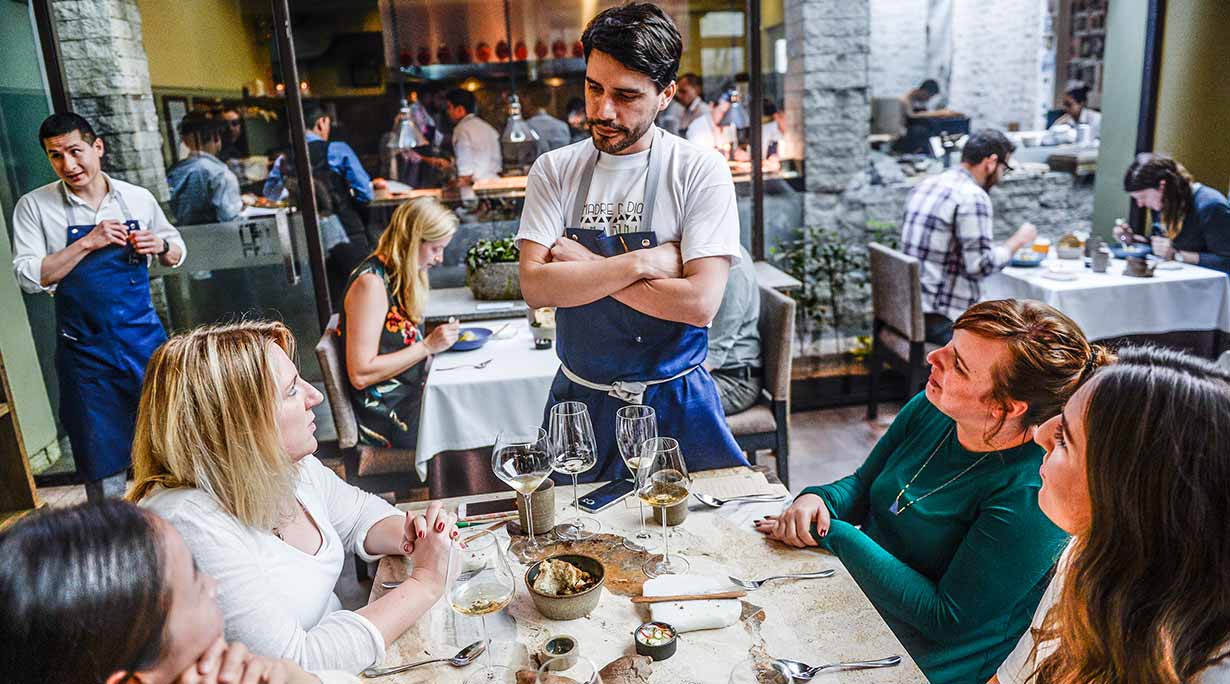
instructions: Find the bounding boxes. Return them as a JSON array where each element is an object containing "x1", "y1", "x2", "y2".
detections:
[
  {"x1": 157, "y1": 238, "x2": 171, "y2": 256},
  {"x1": 1174, "y1": 251, "x2": 1186, "y2": 263}
]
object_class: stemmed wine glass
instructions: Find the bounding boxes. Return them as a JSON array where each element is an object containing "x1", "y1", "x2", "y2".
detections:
[
  {"x1": 537, "y1": 655, "x2": 603, "y2": 684},
  {"x1": 728, "y1": 658, "x2": 792, "y2": 684},
  {"x1": 492, "y1": 427, "x2": 553, "y2": 562},
  {"x1": 548, "y1": 401, "x2": 601, "y2": 540},
  {"x1": 615, "y1": 405, "x2": 658, "y2": 552},
  {"x1": 447, "y1": 530, "x2": 516, "y2": 684},
  {"x1": 636, "y1": 437, "x2": 691, "y2": 577}
]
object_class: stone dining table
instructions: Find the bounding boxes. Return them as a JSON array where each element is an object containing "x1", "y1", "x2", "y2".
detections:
[{"x1": 368, "y1": 468, "x2": 924, "y2": 683}]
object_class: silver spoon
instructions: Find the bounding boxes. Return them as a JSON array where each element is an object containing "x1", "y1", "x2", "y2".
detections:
[
  {"x1": 433, "y1": 358, "x2": 494, "y2": 372},
  {"x1": 776, "y1": 655, "x2": 902, "y2": 680},
  {"x1": 693, "y1": 492, "x2": 787, "y2": 507},
  {"x1": 361, "y1": 640, "x2": 487, "y2": 678},
  {"x1": 729, "y1": 569, "x2": 835, "y2": 590}
]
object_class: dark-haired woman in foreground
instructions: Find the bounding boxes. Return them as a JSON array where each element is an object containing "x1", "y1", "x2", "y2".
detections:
[
  {"x1": 994, "y1": 347, "x2": 1230, "y2": 683},
  {"x1": 756, "y1": 299, "x2": 1112, "y2": 684},
  {"x1": 0, "y1": 500, "x2": 356, "y2": 684}
]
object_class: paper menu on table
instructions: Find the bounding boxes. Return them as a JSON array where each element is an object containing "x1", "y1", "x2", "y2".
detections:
[{"x1": 690, "y1": 470, "x2": 786, "y2": 498}]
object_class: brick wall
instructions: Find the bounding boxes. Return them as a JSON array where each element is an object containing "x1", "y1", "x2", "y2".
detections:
[
  {"x1": 53, "y1": 0, "x2": 168, "y2": 201},
  {"x1": 869, "y1": 0, "x2": 928, "y2": 99},
  {"x1": 948, "y1": 0, "x2": 1050, "y2": 131}
]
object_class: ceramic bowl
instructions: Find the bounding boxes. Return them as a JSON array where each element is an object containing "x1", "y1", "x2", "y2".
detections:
[
  {"x1": 1056, "y1": 245, "x2": 1084, "y2": 260},
  {"x1": 449, "y1": 327, "x2": 492, "y2": 352},
  {"x1": 525, "y1": 555, "x2": 605, "y2": 621}
]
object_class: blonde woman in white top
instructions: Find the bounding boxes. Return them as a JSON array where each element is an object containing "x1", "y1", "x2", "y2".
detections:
[
  {"x1": 994, "y1": 347, "x2": 1230, "y2": 684},
  {"x1": 131, "y1": 321, "x2": 457, "y2": 674}
]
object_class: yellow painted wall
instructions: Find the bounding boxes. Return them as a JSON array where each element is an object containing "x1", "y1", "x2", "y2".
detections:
[
  {"x1": 1154, "y1": 0, "x2": 1230, "y2": 190},
  {"x1": 136, "y1": 0, "x2": 270, "y2": 92}
]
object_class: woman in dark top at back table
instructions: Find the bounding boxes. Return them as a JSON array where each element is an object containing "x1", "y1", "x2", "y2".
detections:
[
  {"x1": 1117, "y1": 152, "x2": 1230, "y2": 275},
  {"x1": 341, "y1": 197, "x2": 459, "y2": 448}
]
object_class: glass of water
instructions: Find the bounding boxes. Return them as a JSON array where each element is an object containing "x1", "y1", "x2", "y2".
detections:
[{"x1": 548, "y1": 401, "x2": 601, "y2": 540}]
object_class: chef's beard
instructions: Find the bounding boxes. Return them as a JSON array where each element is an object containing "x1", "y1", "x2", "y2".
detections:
[{"x1": 588, "y1": 117, "x2": 653, "y2": 154}]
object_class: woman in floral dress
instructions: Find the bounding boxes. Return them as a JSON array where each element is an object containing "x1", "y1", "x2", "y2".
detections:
[{"x1": 340, "y1": 197, "x2": 459, "y2": 448}]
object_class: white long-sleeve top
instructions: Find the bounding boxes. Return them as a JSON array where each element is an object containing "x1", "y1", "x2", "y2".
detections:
[
  {"x1": 142, "y1": 456, "x2": 405, "y2": 674},
  {"x1": 11, "y1": 174, "x2": 186, "y2": 294}
]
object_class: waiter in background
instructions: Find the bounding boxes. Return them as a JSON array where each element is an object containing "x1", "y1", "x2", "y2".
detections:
[
  {"x1": 517, "y1": 3, "x2": 746, "y2": 482},
  {"x1": 11, "y1": 113, "x2": 185, "y2": 500}
]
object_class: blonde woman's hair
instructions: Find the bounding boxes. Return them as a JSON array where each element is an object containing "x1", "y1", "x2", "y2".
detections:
[
  {"x1": 373, "y1": 197, "x2": 458, "y2": 324},
  {"x1": 128, "y1": 321, "x2": 297, "y2": 529}
]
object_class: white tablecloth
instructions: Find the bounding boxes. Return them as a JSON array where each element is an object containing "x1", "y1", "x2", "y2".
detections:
[
  {"x1": 983, "y1": 258, "x2": 1230, "y2": 341},
  {"x1": 415, "y1": 317, "x2": 559, "y2": 479}
]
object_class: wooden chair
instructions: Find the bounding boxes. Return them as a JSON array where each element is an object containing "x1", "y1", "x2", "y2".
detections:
[
  {"x1": 315, "y1": 315, "x2": 424, "y2": 500},
  {"x1": 726, "y1": 284, "x2": 795, "y2": 489},
  {"x1": 866, "y1": 242, "x2": 937, "y2": 420}
]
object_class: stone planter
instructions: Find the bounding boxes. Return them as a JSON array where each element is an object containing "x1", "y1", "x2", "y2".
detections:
[{"x1": 467, "y1": 262, "x2": 522, "y2": 300}]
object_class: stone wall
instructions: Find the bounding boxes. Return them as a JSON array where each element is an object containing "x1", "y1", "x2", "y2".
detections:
[
  {"x1": 53, "y1": 0, "x2": 168, "y2": 200},
  {"x1": 869, "y1": 0, "x2": 928, "y2": 99},
  {"x1": 948, "y1": 0, "x2": 1051, "y2": 131}
]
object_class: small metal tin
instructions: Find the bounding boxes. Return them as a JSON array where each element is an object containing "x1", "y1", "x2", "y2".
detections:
[
  {"x1": 634, "y1": 621, "x2": 677, "y2": 661},
  {"x1": 542, "y1": 634, "x2": 579, "y2": 670}
]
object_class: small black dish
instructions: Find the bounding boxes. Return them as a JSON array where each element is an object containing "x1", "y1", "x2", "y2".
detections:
[{"x1": 634, "y1": 621, "x2": 677, "y2": 661}]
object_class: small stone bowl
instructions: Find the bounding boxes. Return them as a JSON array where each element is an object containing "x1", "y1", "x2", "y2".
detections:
[
  {"x1": 651, "y1": 499, "x2": 688, "y2": 526},
  {"x1": 525, "y1": 554, "x2": 606, "y2": 621},
  {"x1": 540, "y1": 634, "x2": 579, "y2": 671}
]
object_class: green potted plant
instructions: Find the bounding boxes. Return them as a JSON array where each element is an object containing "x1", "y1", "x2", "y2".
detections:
[{"x1": 466, "y1": 237, "x2": 522, "y2": 300}]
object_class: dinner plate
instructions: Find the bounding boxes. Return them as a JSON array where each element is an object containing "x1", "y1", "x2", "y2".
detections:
[
  {"x1": 1109, "y1": 244, "x2": 1151, "y2": 259},
  {"x1": 448, "y1": 327, "x2": 493, "y2": 352},
  {"x1": 1010, "y1": 255, "x2": 1045, "y2": 268},
  {"x1": 1041, "y1": 269, "x2": 1079, "y2": 281},
  {"x1": 1154, "y1": 260, "x2": 1183, "y2": 271}
]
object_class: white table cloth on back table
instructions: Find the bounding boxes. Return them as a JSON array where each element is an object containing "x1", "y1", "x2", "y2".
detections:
[
  {"x1": 416, "y1": 317, "x2": 559, "y2": 479},
  {"x1": 983, "y1": 258, "x2": 1230, "y2": 341}
]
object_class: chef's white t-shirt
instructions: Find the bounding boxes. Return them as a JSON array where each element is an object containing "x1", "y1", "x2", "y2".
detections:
[{"x1": 515, "y1": 126, "x2": 741, "y2": 265}]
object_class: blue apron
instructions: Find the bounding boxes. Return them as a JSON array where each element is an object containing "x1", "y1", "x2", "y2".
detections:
[
  {"x1": 545, "y1": 129, "x2": 746, "y2": 483},
  {"x1": 54, "y1": 184, "x2": 167, "y2": 481}
]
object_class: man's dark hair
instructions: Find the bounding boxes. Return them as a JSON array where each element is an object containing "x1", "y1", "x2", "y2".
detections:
[
  {"x1": 565, "y1": 97, "x2": 585, "y2": 118},
  {"x1": 301, "y1": 101, "x2": 328, "y2": 130},
  {"x1": 37, "y1": 113, "x2": 97, "y2": 148},
  {"x1": 581, "y1": 3, "x2": 682, "y2": 92},
  {"x1": 678, "y1": 73, "x2": 703, "y2": 91},
  {"x1": 919, "y1": 79, "x2": 941, "y2": 96},
  {"x1": 445, "y1": 88, "x2": 477, "y2": 114},
  {"x1": 178, "y1": 111, "x2": 225, "y2": 141},
  {"x1": 1065, "y1": 83, "x2": 1090, "y2": 105},
  {"x1": 763, "y1": 99, "x2": 778, "y2": 117},
  {"x1": 961, "y1": 128, "x2": 1016, "y2": 165}
]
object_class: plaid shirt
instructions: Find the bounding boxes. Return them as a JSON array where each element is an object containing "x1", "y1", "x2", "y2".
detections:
[{"x1": 900, "y1": 168, "x2": 1010, "y2": 321}]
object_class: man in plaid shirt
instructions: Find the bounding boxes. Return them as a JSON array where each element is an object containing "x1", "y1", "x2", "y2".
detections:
[{"x1": 900, "y1": 129, "x2": 1038, "y2": 343}]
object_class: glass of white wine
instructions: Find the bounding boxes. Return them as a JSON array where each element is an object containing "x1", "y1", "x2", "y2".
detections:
[
  {"x1": 447, "y1": 530, "x2": 516, "y2": 684},
  {"x1": 548, "y1": 401, "x2": 601, "y2": 540},
  {"x1": 636, "y1": 437, "x2": 691, "y2": 577},
  {"x1": 492, "y1": 426, "x2": 553, "y2": 562},
  {"x1": 615, "y1": 404, "x2": 658, "y2": 552},
  {"x1": 537, "y1": 655, "x2": 603, "y2": 684}
]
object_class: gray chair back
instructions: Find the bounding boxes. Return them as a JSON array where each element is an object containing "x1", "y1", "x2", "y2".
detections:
[
  {"x1": 757, "y1": 284, "x2": 795, "y2": 405},
  {"x1": 869, "y1": 242, "x2": 925, "y2": 343},
  {"x1": 315, "y1": 314, "x2": 358, "y2": 449}
]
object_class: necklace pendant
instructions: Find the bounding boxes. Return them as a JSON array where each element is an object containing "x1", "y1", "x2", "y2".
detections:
[{"x1": 889, "y1": 499, "x2": 900, "y2": 515}]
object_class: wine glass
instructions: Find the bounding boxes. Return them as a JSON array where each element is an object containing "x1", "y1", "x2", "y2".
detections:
[
  {"x1": 492, "y1": 427, "x2": 553, "y2": 562},
  {"x1": 636, "y1": 437, "x2": 691, "y2": 577},
  {"x1": 615, "y1": 405, "x2": 658, "y2": 552},
  {"x1": 447, "y1": 530, "x2": 516, "y2": 684},
  {"x1": 548, "y1": 401, "x2": 601, "y2": 540},
  {"x1": 728, "y1": 658, "x2": 792, "y2": 684},
  {"x1": 537, "y1": 655, "x2": 603, "y2": 684}
]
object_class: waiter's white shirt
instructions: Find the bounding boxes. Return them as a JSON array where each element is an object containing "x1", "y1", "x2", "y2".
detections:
[
  {"x1": 1050, "y1": 107, "x2": 1102, "y2": 140},
  {"x1": 682, "y1": 99, "x2": 719, "y2": 150},
  {"x1": 516, "y1": 126, "x2": 741, "y2": 266},
  {"x1": 11, "y1": 174, "x2": 186, "y2": 294},
  {"x1": 452, "y1": 113, "x2": 503, "y2": 181}
]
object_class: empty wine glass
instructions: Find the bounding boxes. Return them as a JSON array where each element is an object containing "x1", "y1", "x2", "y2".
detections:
[
  {"x1": 537, "y1": 655, "x2": 603, "y2": 684},
  {"x1": 615, "y1": 405, "x2": 658, "y2": 552},
  {"x1": 548, "y1": 401, "x2": 601, "y2": 540},
  {"x1": 636, "y1": 437, "x2": 691, "y2": 577},
  {"x1": 447, "y1": 530, "x2": 516, "y2": 684},
  {"x1": 492, "y1": 427, "x2": 553, "y2": 562}
]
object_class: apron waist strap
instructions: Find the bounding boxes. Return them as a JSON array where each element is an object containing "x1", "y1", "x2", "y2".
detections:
[{"x1": 559, "y1": 363, "x2": 699, "y2": 405}]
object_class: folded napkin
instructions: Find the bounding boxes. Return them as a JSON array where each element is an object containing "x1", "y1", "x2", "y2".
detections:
[{"x1": 643, "y1": 575, "x2": 741, "y2": 633}]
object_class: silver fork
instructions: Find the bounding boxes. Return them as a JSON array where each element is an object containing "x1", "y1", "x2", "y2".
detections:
[
  {"x1": 433, "y1": 358, "x2": 493, "y2": 372},
  {"x1": 728, "y1": 569, "x2": 835, "y2": 590}
]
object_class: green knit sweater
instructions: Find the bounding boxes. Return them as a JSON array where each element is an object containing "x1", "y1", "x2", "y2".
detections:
[{"x1": 801, "y1": 393, "x2": 1068, "y2": 684}]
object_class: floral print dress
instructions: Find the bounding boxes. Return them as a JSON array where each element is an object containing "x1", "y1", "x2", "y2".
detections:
[{"x1": 339, "y1": 256, "x2": 426, "y2": 449}]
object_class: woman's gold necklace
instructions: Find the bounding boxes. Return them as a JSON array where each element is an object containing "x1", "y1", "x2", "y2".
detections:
[{"x1": 889, "y1": 425, "x2": 995, "y2": 516}]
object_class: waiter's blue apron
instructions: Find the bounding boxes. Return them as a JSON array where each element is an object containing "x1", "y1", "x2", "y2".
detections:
[
  {"x1": 54, "y1": 185, "x2": 167, "y2": 481},
  {"x1": 545, "y1": 129, "x2": 747, "y2": 483}
]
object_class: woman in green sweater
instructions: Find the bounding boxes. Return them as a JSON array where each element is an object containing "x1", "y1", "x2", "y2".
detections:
[{"x1": 755, "y1": 299, "x2": 1112, "y2": 684}]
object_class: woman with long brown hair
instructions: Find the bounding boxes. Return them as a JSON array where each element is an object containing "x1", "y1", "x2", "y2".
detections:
[
  {"x1": 130, "y1": 321, "x2": 457, "y2": 674},
  {"x1": 341, "y1": 196, "x2": 459, "y2": 448},
  {"x1": 755, "y1": 299, "x2": 1113, "y2": 684},
  {"x1": 1116, "y1": 153, "x2": 1230, "y2": 274},
  {"x1": 995, "y1": 347, "x2": 1230, "y2": 684}
]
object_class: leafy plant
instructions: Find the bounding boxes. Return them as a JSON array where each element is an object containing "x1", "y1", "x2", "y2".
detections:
[
  {"x1": 772, "y1": 219, "x2": 899, "y2": 355},
  {"x1": 465, "y1": 237, "x2": 520, "y2": 273}
]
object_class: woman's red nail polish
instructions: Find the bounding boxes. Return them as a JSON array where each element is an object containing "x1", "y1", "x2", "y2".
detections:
[
  {"x1": 450, "y1": 530, "x2": 458, "y2": 539},
  {"x1": 418, "y1": 530, "x2": 425, "y2": 539},
  {"x1": 436, "y1": 521, "x2": 445, "y2": 532}
]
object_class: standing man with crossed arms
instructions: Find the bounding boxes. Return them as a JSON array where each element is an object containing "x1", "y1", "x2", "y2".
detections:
[{"x1": 517, "y1": 3, "x2": 746, "y2": 483}]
